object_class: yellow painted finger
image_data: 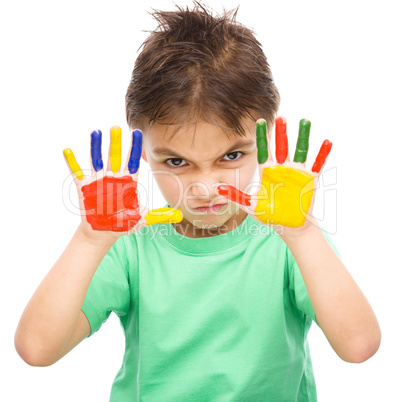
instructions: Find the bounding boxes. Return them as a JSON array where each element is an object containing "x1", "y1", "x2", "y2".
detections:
[
  {"x1": 145, "y1": 207, "x2": 183, "y2": 225},
  {"x1": 63, "y1": 148, "x2": 83, "y2": 180},
  {"x1": 110, "y1": 126, "x2": 122, "y2": 173}
]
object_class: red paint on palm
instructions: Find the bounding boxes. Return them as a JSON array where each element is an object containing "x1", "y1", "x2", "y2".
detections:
[
  {"x1": 311, "y1": 140, "x2": 333, "y2": 173},
  {"x1": 81, "y1": 175, "x2": 141, "y2": 231},
  {"x1": 217, "y1": 185, "x2": 251, "y2": 206}
]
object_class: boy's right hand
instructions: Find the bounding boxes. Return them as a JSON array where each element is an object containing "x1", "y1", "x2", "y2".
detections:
[{"x1": 63, "y1": 126, "x2": 182, "y2": 242}]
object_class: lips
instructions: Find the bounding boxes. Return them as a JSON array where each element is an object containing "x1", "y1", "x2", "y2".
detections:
[
  {"x1": 195, "y1": 202, "x2": 226, "y2": 208},
  {"x1": 194, "y1": 203, "x2": 227, "y2": 213}
]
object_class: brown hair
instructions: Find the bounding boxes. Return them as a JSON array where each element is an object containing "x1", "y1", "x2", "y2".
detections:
[{"x1": 125, "y1": 1, "x2": 280, "y2": 139}]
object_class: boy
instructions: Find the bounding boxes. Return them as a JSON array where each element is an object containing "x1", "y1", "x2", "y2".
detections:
[{"x1": 15, "y1": 2, "x2": 381, "y2": 401}]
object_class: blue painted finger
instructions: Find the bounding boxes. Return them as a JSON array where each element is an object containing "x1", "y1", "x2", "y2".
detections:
[
  {"x1": 128, "y1": 129, "x2": 143, "y2": 174},
  {"x1": 90, "y1": 130, "x2": 103, "y2": 171}
]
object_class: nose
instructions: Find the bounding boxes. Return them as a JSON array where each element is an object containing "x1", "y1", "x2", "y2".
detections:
[{"x1": 188, "y1": 172, "x2": 221, "y2": 199}]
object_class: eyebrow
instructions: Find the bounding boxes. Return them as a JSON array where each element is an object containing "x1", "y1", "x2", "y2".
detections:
[{"x1": 153, "y1": 140, "x2": 255, "y2": 159}]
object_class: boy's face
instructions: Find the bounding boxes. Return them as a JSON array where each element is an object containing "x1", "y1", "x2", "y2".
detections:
[{"x1": 141, "y1": 118, "x2": 259, "y2": 236}]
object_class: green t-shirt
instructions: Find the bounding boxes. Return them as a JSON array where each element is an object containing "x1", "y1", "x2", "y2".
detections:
[{"x1": 82, "y1": 211, "x2": 341, "y2": 401}]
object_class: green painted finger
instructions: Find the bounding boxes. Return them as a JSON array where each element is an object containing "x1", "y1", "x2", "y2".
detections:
[
  {"x1": 293, "y1": 119, "x2": 311, "y2": 163},
  {"x1": 256, "y1": 120, "x2": 268, "y2": 164}
]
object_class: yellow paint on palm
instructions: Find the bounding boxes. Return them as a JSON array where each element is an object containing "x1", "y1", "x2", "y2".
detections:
[
  {"x1": 63, "y1": 148, "x2": 83, "y2": 180},
  {"x1": 255, "y1": 166, "x2": 315, "y2": 227},
  {"x1": 110, "y1": 126, "x2": 122, "y2": 173},
  {"x1": 145, "y1": 207, "x2": 183, "y2": 225}
]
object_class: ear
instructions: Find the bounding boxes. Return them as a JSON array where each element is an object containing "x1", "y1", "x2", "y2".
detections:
[{"x1": 141, "y1": 148, "x2": 148, "y2": 163}]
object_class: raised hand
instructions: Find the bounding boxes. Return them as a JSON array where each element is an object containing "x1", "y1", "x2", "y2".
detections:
[
  {"x1": 63, "y1": 126, "x2": 182, "y2": 239},
  {"x1": 217, "y1": 117, "x2": 332, "y2": 233}
]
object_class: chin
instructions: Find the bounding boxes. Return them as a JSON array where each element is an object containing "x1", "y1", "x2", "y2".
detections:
[{"x1": 186, "y1": 212, "x2": 232, "y2": 230}]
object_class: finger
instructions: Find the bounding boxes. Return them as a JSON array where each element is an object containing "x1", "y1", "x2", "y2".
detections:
[
  {"x1": 256, "y1": 119, "x2": 268, "y2": 164},
  {"x1": 107, "y1": 126, "x2": 122, "y2": 174},
  {"x1": 90, "y1": 130, "x2": 103, "y2": 176},
  {"x1": 256, "y1": 119, "x2": 273, "y2": 165},
  {"x1": 311, "y1": 140, "x2": 333, "y2": 174},
  {"x1": 63, "y1": 148, "x2": 84, "y2": 180},
  {"x1": 293, "y1": 119, "x2": 311, "y2": 165},
  {"x1": 275, "y1": 116, "x2": 289, "y2": 164},
  {"x1": 123, "y1": 129, "x2": 142, "y2": 179},
  {"x1": 144, "y1": 207, "x2": 183, "y2": 225},
  {"x1": 217, "y1": 184, "x2": 252, "y2": 206}
]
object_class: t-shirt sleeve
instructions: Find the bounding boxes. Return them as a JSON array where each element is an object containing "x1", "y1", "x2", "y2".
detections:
[
  {"x1": 81, "y1": 236, "x2": 130, "y2": 337},
  {"x1": 287, "y1": 227, "x2": 342, "y2": 327}
]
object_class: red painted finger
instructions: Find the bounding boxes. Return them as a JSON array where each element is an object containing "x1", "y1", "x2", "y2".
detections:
[
  {"x1": 217, "y1": 185, "x2": 251, "y2": 206},
  {"x1": 275, "y1": 116, "x2": 288, "y2": 164},
  {"x1": 311, "y1": 140, "x2": 333, "y2": 173}
]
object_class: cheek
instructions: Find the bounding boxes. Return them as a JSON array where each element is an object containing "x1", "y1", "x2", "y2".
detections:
[
  {"x1": 223, "y1": 161, "x2": 258, "y2": 192},
  {"x1": 154, "y1": 173, "x2": 182, "y2": 203},
  {"x1": 243, "y1": 164, "x2": 260, "y2": 192},
  {"x1": 241, "y1": 156, "x2": 259, "y2": 189}
]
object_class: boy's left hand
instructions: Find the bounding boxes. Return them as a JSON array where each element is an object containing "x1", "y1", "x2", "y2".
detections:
[{"x1": 217, "y1": 117, "x2": 333, "y2": 236}]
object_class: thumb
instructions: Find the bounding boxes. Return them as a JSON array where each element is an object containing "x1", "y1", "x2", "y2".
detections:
[
  {"x1": 126, "y1": 206, "x2": 183, "y2": 235},
  {"x1": 144, "y1": 207, "x2": 183, "y2": 225}
]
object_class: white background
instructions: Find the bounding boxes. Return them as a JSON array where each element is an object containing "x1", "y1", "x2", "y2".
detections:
[{"x1": 1, "y1": 0, "x2": 398, "y2": 401}]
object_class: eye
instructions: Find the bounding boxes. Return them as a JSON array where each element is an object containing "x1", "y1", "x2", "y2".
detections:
[
  {"x1": 222, "y1": 151, "x2": 243, "y2": 161},
  {"x1": 165, "y1": 158, "x2": 187, "y2": 167}
]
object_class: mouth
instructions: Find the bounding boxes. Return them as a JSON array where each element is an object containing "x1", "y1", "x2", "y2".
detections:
[{"x1": 194, "y1": 203, "x2": 227, "y2": 214}]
